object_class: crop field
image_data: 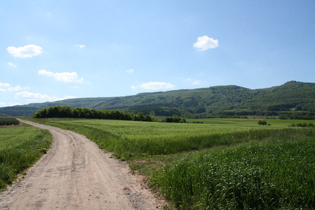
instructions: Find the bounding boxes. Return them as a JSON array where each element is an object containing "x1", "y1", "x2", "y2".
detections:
[
  {"x1": 0, "y1": 117, "x2": 19, "y2": 126},
  {"x1": 0, "y1": 124, "x2": 52, "y2": 190},
  {"x1": 28, "y1": 118, "x2": 315, "y2": 209}
]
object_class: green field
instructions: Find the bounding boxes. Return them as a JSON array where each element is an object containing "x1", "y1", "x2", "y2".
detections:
[
  {"x1": 0, "y1": 125, "x2": 52, "y2": 190},
  {"x1": 29, "y1": 118, "x2": 315, "y2": 209}
]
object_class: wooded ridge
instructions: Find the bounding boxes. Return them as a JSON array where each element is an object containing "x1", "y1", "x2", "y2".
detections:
[{"x1": 1, "y1": 81, "x2": 314, "y2": 119}]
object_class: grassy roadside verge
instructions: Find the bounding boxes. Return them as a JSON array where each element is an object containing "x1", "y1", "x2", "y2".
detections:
[
  {"x1": 0, "y1": 124, "x2": 52, "y2": 191},
  {"x1": 27, "y1": 118, "x2": 315, "y2": 209}
]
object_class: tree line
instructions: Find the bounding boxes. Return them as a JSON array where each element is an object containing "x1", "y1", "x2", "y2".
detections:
[
  {"x1": 33, "y1": 105, "x2": 187, "y2": 123},
  {"x1": 33, "y1": 106, "x2": 158, "y2": 122}
]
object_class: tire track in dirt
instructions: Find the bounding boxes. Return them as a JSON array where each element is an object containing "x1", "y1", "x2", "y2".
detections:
[{"x1": 0, "y1": 119, "x2": 165, "y2": 210}]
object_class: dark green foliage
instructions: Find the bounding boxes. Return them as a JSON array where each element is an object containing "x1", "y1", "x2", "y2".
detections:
[
  {"x1": 0, "y1": 118, "x2": 19, "y2": 126},
  {"x1": 164, "y1": 115, "x2": 187, "y2": 123},
  {"x1": 1, "y1": 81, "x2": 315, "y2": 118},
  {"x1": 258, "y1": 120, "x2": 267, "y2": 125},
  {"x1": 290, "y1": 122, "x2": 315, "y2": 127},
  {"x1": 33, "y1": 105, "x2": 157, "y2": 122}
]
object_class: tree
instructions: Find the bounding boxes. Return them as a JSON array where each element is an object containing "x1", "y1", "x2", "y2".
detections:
[
  {"x1": 258, "y1": 120, "x2": 267, "y2": 125},
  {"x1": 164, "y1": 115, "x2": 186, "y2": 123}
]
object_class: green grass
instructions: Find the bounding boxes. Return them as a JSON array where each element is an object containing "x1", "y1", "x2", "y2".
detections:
[
  {"x1": 152, "y1": 129, "x2": 315, "y2": 209},
  {"x1": 30, "y1": 118, "x2": 312, "y2": 158},
  {"x1": 28, "y1": 118, "x2": 315, "y2": 209},
  {"x1": 0, "y1": 125, "x2": 52, "y2": 190}
]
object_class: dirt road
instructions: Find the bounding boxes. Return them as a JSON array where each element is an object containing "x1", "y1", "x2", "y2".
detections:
[{"x1": 0, "y1": 119, "x2": 165, "y2": 210}]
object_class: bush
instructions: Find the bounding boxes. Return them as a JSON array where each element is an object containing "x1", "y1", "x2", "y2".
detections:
[
  {"x1": 258, "y1": 120, "x2": 267, "y2": 125},
  {"x1": 164, "y1": 115, "x2": 186, "y2": 123},
  {"x1": 290, "y1": 122, "x2": 315, "y2": 128}
]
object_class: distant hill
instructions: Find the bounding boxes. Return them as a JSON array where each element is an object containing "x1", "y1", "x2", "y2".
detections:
[{"x1": 1, "y1": 81, "x2": 315, "y2": 118}]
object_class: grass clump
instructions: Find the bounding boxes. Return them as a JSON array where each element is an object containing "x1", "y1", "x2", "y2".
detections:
[
  {"x1": 152, "y1": 129, "x2": 315, "y2": 209},
  {"x1": 0, "y1": 125, "x2": 52, "y2": 190}
]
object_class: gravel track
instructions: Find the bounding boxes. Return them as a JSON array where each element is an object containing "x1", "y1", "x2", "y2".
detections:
[{"x1": 0, "y1": 119, "x2": 165, "y2": 210}]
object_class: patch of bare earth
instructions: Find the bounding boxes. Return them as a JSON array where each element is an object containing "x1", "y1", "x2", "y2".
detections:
[
  {"x1": 0, "y1": 125, "x2": 23, "y2": 129},
  {"x1": 0, "y1": 119, "x2": 166, "y2": 210}
]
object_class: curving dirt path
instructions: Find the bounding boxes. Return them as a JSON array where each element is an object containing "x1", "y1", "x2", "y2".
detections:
[{"x1": 0, "y1": 119, "x2": 165, "y2": 210}]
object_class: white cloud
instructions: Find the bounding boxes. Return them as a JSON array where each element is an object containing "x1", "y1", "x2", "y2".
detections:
[
  {"x1": 130, "y1": 85, "x2": 136, "y2": 89},
  {"x1": 140, "y1": 82, "x2": 174, "y2": 90},
  {"x1": 8, "y1": 62, "x2": 17, "y2": 67},
  {"x1": 0, "y1": 82, "x2": 27, "y2": 92},
  {"x1": 15, "y1": 91, "x2": 52, "y2": 101},
  {"x1": 8, "y1": 85, "x2": 24, "y2": 91},
  {"x1": 38, "y1": 69, "x2": 83, "y2": 82},
  {"x1": 14, "y1": 91, "x2": 75, "y2": 103},
  {"x1": 75, "y1": 44, "x2": 86, "y2": 48},
  {"x1": 192, "y1": 80, "x2": 201, "y2": 85},
  {"x1": 0, "y1": 82, "x2": 10, "y2": 88},
  {"x1": 7, "y1": 44, "x2": 42, "y2": 58},
  {"x1": 126, "y1": 69, "x2": 134, "y2": 73},
  {"x1": 193, "y1": 36, "x2": 219, "y2": 51},
  {"x1": 55, "y1": 96, "x2": 76, "y2": 101}
]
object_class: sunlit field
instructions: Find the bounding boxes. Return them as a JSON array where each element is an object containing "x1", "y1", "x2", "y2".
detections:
[
  {"x1": 28, "y1": 118, "x2": 315, "y2": 209},
  {"x1": 0, "y1": 125, "x2": 52, "y2": 190},
  {"x1": 30, "y1": 118, "x2": 298, "y2": 157}
]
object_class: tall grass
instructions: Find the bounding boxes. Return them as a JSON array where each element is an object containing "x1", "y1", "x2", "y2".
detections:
[
  {"x1": 0, "y1": 125, "x2": 52, "y2": 190},
  {"x1": 152, "y1": 129, "x2": 315, "y2": 209},
  {"x1": 30, "y1": 118, "x2": 305, "y2": 159}
]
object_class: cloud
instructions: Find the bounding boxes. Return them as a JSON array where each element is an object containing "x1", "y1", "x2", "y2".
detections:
[
  {"x1": 192, "y1": 80, "x2": 201, "y2": 85},
  {"x1": 15, "y1": 91, "x2": 52, "y2": 101},
  {"x1": 0, "y1": 82, "x2": 27, "y2": 92},
  {"x1": 14, "y1": 91, "x2": 75, "y2": 103},
  {"x1": 38, "y1": 70, "x2": 83, "y2": 82},
  {"x1": 126, "y1": 69, "x2": 134, "y2": 73},
  {"x1": 55, "y1": 96, "x2": 76, "y2": 101},
  {"x1": 0, "y1": 82, "x2": 10, "y2": 88},
  {"x1": 8, "y1": 62, "x2": 17, "y2": 67},
  {"x1": 193, "y1": 36, "x2": 219, "y2": 51},
  {"x1": 7, "y1": 44, "x2": 42, "y2": 58},
  {"x1": 140, "y1": 82, "x2": 174, "y2": 90},
  {"x1": 75, "y1": 44, "x2": 86, "y2": 48}
]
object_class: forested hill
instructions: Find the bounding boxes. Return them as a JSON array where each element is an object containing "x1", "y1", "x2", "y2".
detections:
[{"x1": 1, "y1": 81, "x2": 315, "y2": 118}]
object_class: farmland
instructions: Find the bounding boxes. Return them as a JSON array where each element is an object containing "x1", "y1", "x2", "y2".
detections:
[
  {"x1": 0, "y1": 117, "x2": 19, "y2": 126},
  {"x1": 0, "y1": 123, "x2": 52, "y2": 190},
  {"x1": 28, "y1": 118, "x2": 315, "y2": 209}
]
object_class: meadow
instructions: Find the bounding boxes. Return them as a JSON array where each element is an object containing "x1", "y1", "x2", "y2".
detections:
[
  {"x1": 0, "y1": 124, "x2": 52, "y2": 190},
  {"x1": 29, "y1": 118, "x2": 315, "y2": 209}
]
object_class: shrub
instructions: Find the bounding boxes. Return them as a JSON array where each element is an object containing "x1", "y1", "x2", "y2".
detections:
[
  {"x1": 258, "y1": 120, "x2": 267, "y2": 125},
  {"x1": 164, "y1": 115, "x2": 186, "y2": 123}
]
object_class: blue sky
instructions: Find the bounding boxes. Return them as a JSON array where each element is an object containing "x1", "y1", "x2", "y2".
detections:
[{"x1": 1, "y1": 0, "x2": 315, "y2": 107}]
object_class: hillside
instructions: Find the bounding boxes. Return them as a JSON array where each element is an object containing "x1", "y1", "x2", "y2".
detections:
[{"x1": 1, "y1": 81, "x2": 315, "y2": 118}]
